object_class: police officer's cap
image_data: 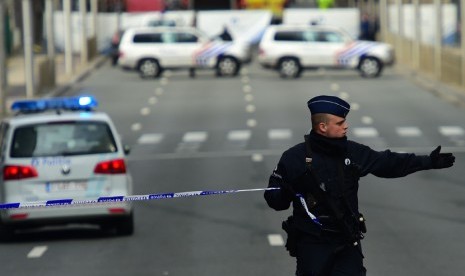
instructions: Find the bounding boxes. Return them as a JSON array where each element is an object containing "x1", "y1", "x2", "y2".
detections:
[{"x1": 307, "y1": 95, "x2": 350, "y2": 118}]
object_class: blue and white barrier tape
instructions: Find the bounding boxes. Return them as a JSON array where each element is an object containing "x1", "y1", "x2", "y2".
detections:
[{"x1": 0, "y1": 187, "x2": 280, "y2": 210}]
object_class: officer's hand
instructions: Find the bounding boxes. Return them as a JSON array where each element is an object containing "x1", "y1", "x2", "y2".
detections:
[{"x1": 430, "y1": 146, "x2": 455, "y2": 169}]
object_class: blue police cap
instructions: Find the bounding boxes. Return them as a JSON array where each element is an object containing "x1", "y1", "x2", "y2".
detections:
[{"x1": 307, "y1": 95, "x2": 350, "y2": 118}]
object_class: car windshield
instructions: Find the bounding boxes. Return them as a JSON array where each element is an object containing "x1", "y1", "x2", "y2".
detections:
[{"x1": 10, "y1": 121, "x2": 117, "y2": 158}]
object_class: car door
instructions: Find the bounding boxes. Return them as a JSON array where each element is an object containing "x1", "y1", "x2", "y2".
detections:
[
  {"x1": 161, "y1": 31, "x2": 203, "y2": 67},
  {"x1": 310, "y1": 30, "x2": 347, "y2": 66}
]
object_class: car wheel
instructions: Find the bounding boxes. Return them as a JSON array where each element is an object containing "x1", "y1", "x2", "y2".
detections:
[
  {"x1": 359, "y1": 57, "x2": 383, "y2": 78},
  {"x1": 0, "y1": 222, "x2": 15, "y2": 242},
  {"x1": 115, "y1": 213, "x2": 134, "y2": 236},
  {"x1": 278, "y1": 58, "x2": 302, "y2": 78},
  {"x1": 138, "y1": 59, "x2": 161, "y2": 79},
  {"x1": 216, "y1": 56, "x2": 240, "y2": 77}
]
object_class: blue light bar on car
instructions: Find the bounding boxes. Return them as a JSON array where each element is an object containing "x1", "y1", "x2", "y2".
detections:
[{"x1": 11, "y1": 96, "x2": 98, "y2": 112}]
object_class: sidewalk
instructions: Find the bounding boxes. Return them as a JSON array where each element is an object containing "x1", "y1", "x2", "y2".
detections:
[
  {"x1": 4, "y1": 53, "x2": 108, "y2": 112},
  {"x1": 396, "y1": 64, "x2": 465, "y2": 109}
]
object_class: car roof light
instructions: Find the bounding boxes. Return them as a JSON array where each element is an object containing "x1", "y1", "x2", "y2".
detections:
[{"x1": 11, "y1": 96, "x2": 98, "y2": 113}]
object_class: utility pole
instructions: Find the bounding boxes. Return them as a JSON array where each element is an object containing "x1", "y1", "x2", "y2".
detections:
[
  {"x1": 45, "y1": 0, "x2": 56, "y2": 89},
  {"x1": 0, "y1": 0, "x2": 7, "y2": 115},
  {"x1": 64, "y1": 0, "x2": 73, "y2": 75},
  {"x1": 22, "y1": 0, "x2": 35, "y2": 99},
  {"x1": 79, "y1": 0, "x2": 87, "y2": 65}
]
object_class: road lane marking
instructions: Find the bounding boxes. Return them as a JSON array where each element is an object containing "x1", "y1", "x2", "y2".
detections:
[
  {"x1": 251, "y1": 153, "x2": 264, "y2": 162},
  {"x1": 330, "y1": 83, "x2": 340, "y2": 91},
  {"x1": 352, "y1": 127, "x2": 379, "y2": 138},
  {"x1": 140, "y1": 107, "x2": 150, "y2": 116},
  {"x1": 268, "y1": 234, "x2": 285, "y2": 246},
  {"x1": 350, "y1": 102, "x2": 360, "y2": 110},
  {"x1": 268, "y1": 129, "x2": 292, "y2": 140},
  {"x1": 138, "y1": 133, "x2": 164, "y2": 144},
  {"x1": 246, "y1": 104, "x2": 256, "y2": 113},
  {"x1": 227, "y1": 130, "x2": 251, "y2": 141},
  {"x1": 244, "y1": 94, "x2": 254, "y2": 102},
  {"x1": 361, "y1": 116, "x2": 373, "y2": 125},
  {"x1": 131, "y1": 123, "x2": 142, "y2": 131},
  {"x1": 339, "y1": 92, "x2": 349, "y2": 100},
  {"x1": 155, "y1": 88, "x2": 163, "y2": 96},
  {"x1": 439, "y1": 126, "x2": 464, "y2": 136},
  {"x1": 396, "y1": 127, "x2": 422, "y2": 137},
  {"x1": 27, "y1": 246, "x2": 48, "y2": 258},
  {"x1": 148, "y1": 97, "x2": 158, "y2": 105},
  {"x1": 247, "y1": 119, "x2": 257, "y2": 127},
  {"x1": 243, "y1": 85, "x2": 252, "y2": 93},
  {"x1": 183, "y1": 132, "x2": 208, "y2": 143}
]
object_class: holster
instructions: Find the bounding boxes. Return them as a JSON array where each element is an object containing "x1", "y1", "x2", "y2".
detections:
[{"x1": 282, "y1": 216, "x2": 298, "y2": 257}]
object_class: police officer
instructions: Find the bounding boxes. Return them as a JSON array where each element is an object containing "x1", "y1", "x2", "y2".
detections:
[{"x1": 264, "y1": 95, "x2": 455, "y2": 276}]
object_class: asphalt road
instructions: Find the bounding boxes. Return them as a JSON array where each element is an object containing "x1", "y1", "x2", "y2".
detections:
[{"x1": 1, "y1": 60, "x2": 464, "y2": 276}]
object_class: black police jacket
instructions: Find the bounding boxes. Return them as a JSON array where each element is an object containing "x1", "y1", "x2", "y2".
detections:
[{"x1": 264, "y1": 139, "x2": 433, "y2": 236}]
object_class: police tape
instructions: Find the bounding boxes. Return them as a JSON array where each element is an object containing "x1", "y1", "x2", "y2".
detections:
[{"x1": 0, "y1": 187, "x2": 281, "y2": 210}]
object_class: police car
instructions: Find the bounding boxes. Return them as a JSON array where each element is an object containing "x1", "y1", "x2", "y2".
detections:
[
  {"x1": 0, "y1": 96, "x2": 134, "y2": 239},
  {"x1": 117, "y1": 26, "x2": 252, "y2": 78},
  {"x1": 258, "y1": 25, "x2": 395, "y2": 78}
]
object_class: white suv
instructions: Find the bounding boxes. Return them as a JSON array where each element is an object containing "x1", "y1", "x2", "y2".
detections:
[
  {"x1": 258, "y1": 25, "x2": 395, "y2": 78},
  {"x1": 0, "y1": 96, "x2": 134, "y2": 240},
  {"x1": 118, "y1": 26, "x2": 252, "y2": 78}
]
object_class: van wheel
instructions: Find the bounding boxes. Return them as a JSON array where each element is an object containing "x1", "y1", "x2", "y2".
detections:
[
  {"x1": 138, "y1": 59, "x2": 162, "y2": 79},
  {"x1": 216, "y1": 56, "x2": 240, "y2": 77},
  {"x1": 278, "y1": 58, "x2": 302, "y2": 78},
  {"x1": 359, "y1": 57, "x2": 383, "y2": 78}
]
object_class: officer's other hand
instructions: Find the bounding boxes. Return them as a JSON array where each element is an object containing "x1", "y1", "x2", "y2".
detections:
[
  {"x1": 430, "y1": 146, "x2": 455, "y2": 169},
  {"x1": 280, "y1": 183, "x2": 295, "y2": 199}
]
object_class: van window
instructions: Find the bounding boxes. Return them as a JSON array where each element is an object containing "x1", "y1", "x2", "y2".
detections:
[
  {"x1": 133, "y1": 33, "x2": 163, "y2": 43},
  {"x1": 274, "y1": 31, "x2": 304, "y2": 42},
  {"x1": 10, "y1": 122, "x2": 117, "y2": 158}
]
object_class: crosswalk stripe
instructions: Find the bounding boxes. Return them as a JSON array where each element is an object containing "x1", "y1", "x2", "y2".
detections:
[
  {"x1": 267, "y1": 234, "x2": 285, "y2": 246},
  {"x1": 137, "y1": 133, "x2": 164, "y2": 144},
  {"x1": 227, "y1": 130, "x2": 251, "y2": 141},
  {"x1": 353, "y1": 127, "x2": 379, "y2": 138},
  {"x1": 439, "y1": 126, "x2": 465, "y2": 136},
  {"x1": 183, "y1": 131, "x2": 208, "y2": 143},
  {"x1": 396, "y1": 127, "x2": 422, "y2": 137},
  {"x1": 268, "y1": 129, "x2": 292, "y2": 140}
]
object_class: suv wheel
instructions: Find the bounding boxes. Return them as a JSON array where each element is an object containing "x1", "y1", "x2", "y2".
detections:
[
  {"x1": 216, "y1": 56, "x2": 240, "y2": 77},
  {"x1": 138, "y1": 59, "x2": 161, "y2": 79},
  {"x1": 0, "y1": 222, "x2": 15, "y2": 242},
  {"x1": 359, "y1": 57, "x2": 383, "y2": 78},
  {"x1": 278, "y1": 58, "x2": 302, "y2": 78},
  {"x1": 115, "y1": 212, "x2": 134, "y2": 236}
]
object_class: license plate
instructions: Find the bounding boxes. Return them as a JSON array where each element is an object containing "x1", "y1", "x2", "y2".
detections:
[{"x1": 47, "y1": 181, "x2": 87, "y2": 193}]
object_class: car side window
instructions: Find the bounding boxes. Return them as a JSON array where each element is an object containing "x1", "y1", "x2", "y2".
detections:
[
  {"x1": 315, "y1": 31, "x2": 344, "y2": 43},
  {"x1": 274, "y1": 31, "x2": 305, "y2": 42},
  {"x1": 175, "y1": 32, "x2": 199, "y2": 43},
  {"x1": 133, "y1": 33, "x2": 163, "y2": 43},
  {"x1": 303, "y1": 31, "x2": 317, "y2": 42}
]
